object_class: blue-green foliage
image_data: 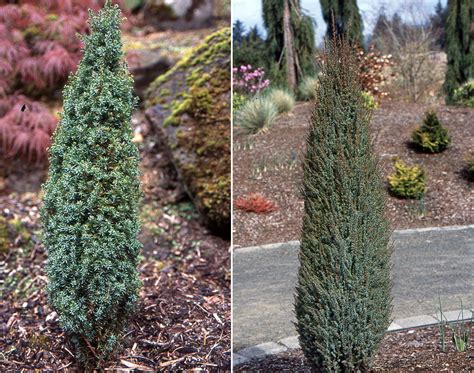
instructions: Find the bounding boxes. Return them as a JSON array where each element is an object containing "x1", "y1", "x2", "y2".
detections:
[
  {"x1": 41, "y1": 3, "x2": 141, "y2": 366},
  {"x1": 295, "y1": 37, "x2": 392, "y2": 371}
]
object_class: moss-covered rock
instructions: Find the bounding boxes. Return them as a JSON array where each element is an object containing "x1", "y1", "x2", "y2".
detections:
[{"x1": 145, "y1": 28, "x2": 230, "y2": 236}]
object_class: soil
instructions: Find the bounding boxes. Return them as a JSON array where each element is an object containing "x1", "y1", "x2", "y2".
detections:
[
  {"x1": 235, "y1": 323, "x2": 474, "y2": 372},
  {"x1": 233, "y1": 101, "x2": 474, "y2": 247},
  {"x1": 0, "y1": 111, "x2": 230, "y2": 371}
]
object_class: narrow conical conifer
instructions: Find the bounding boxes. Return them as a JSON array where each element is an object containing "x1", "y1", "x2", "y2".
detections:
[
  {"x1": 295, "y1": 36, "x2": 392, "y2": 371},
  {"x1": 41, "y1": 2, "x2": 141, "y2": 366},
  {"x1": 444, "y1": 0, "x2": 473, "y2": 103}
]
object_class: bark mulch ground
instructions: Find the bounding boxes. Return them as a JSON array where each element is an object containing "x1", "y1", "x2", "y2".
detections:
[
  {"x1": 233, "y1": 101, "x2": 474, "y2": 247},
  {"x1": 235, "y1": 323, "x2": 474, "y2": 372},
  {"x1": 0, "y1": 112, "x2": 230, "y2": 371}
]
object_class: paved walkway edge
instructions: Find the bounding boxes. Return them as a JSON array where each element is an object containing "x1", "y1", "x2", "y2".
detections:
[
  {"x1": 233, "y1": 311, "x2": 474, "y2": 366},
  {"x1": 233, "y1": 224, "x2": 474, "y2": 252}
]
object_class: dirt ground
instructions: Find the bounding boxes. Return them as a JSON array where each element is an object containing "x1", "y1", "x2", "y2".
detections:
[
  {"x1": 235, "y1": 323, "x2": 474, "y2": 372},
  {"x1": 0, "y1": 111, "x2": 230, "y2": 370},
  {"x1": 233, "y1": 100, "x2": 474, "y2": 247}
]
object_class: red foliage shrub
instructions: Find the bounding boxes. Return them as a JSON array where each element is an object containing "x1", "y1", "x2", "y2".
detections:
[
  {"x1": 235, "y1": 193, "x2": 278, "y2": 214},
  {"x1": 0, "y1": 96, "x2": 56, "y2": 162},
  {"x1": 357, "y1": 46, "x2": 393, "y2": 100},
  {"x1": 0, "y1": 0, "x2": 132, "y2": 163}
]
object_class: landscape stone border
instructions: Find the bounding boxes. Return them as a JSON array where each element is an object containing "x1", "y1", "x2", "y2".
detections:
[{"x1": 233, "y1": 310, "x2": 473, "y2": 367}]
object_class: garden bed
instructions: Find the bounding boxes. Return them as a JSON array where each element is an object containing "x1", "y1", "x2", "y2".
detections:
[
  {"x1": 0, "y1": 112, "x2": 230, "y2": 370},
  {"x1": 235, "y1": 323, "x2": 474, "y2": 372},
  {"x1": 233, "y1": 101, "x2": 474, "y2": 247}
]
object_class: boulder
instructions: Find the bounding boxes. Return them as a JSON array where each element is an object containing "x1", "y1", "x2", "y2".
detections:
[
  {"x1": 144, "y1": 28, "x2": 230, "y2": 236},
  {"x1": 142, "y1": 0, "x2": 214, "y2": 30}
]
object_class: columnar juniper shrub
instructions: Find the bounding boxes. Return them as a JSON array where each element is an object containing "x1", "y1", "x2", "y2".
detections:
[
  {"x1": 411, "y1": 111, "x2": 450, "y2": 153},
  {"x1": 41, "y1": 3, "x2": 141, "y2": 367},
  {"x1": 295, "y1": 36, "x2": 392, "y2": 371},
  {"x1": 388, "y1": 159, "x2": 426, "y2": 199}
]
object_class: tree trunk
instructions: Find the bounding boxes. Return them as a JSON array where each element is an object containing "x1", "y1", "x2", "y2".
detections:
[{"x1": 283, "y1": 0, "x2": 296, "y2": 90}]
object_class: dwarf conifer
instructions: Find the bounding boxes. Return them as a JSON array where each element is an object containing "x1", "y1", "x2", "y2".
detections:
[
  {"x1": 294, "y1": 36, "x2": 392, "y2": 371},
  {"x1": 41, "y1": 2, "x2": 141, "y2": 366}
]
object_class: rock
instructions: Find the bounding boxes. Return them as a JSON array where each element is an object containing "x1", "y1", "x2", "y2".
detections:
[
  {"x1": 144, "y1": 28, "x2": 230, "y2": 236},
  {"x1": 143, "y1": 0, "x2": 214, "y2": 30}
]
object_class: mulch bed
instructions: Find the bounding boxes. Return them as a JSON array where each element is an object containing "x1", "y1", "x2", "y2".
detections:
[
  {"x1": 0, "y1": 111, "x2": 230, "y2": 370},
  {"x1": 233, "y1": 100, "x2": 474, "y2": 247},
  {"x1": 235, "y1": 323, "x2": 474, "y2": 372}
]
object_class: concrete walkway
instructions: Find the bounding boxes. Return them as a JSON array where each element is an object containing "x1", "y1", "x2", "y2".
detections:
[{"x1": 233, "y1": 225, "x2": 474, "y2": 351}]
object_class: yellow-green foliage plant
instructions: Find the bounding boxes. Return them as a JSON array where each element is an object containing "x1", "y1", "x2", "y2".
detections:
[
  {"x1": 267, "y1": 88, "x2": 295, "y2": 114},
  {"x1": 362, "y1": 91, "x2": 379, "y2": 110},
  {"x1": 453, "y1": 80, "x2": 474, "y2": 108},
  {"x1": 388, "y1": 159, "x2": 426, "y2": 199},
  {"x1": 236, "y1": 96, "x2": 278, "y2": 134},
  {"x1": 412, "y1": 110, "x2": 450, "y2": 153},
  {"x1": 411, "y1": 110, "x2": 451, "y2": 153},
  {"x1": 41, "y1": 3, "x2": 141, "y2": 368},
  {"x1": 295, "y1": 36, "x2": 392, "y2": 371}
]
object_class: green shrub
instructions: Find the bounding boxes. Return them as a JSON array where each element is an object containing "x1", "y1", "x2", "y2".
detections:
[
  {"x1": 453, "y1": 80, "x2": 474, "y2": 108},
  {"x1": 411, "y1": 111, "x2": 450, "y2": 153},
  {"x1": 465, "y1": 156, "x2": 474, "y2": 181},
  {"x1": 41, "y1": 3, "x2": 141, "y2": 367},
  {"x1": 388, "y1": 160, "x2": 426, "y2": 199},
  {"x1": 295, "y1": 37, "x2": 392, "y2": 371},
  {"x1": 267, "y1": 88, "x2": 295, "y2": 114},
  {"x1": 362, "y1": 91, "x2": 379, "y2": 110},
  {"x1": 233, "y1": 92, "x2": 247, "y2": 112},
  {"x1": 235, "y1": 96, "x2": 278, "y2": 134},
  {"x1": 298, "y1": 75, "x2": 318, "y2": 101}
]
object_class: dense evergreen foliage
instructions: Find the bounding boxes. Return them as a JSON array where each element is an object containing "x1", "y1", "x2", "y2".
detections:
[
  {"x1": 388, "y1": 160, "x2": 427, "y2": 199},
  {"x1": 262, "y1": 0, "x2": 316, "y2": 87},
  {"x1": 295, "y1": 36, "x2": 392, "y2": 371},
  {"x1": 232, "y1": 22, "x2": 267, "y2": 69},
  {"x1": 444, "y1": 0, "x2": 473, "y2": 104},
  {"x1": 412, "y1": 111, "x2": 450, "y2": 153},
  {"x1": 41, "y1": 2, "x2": 141, "y2": 367},
  {"x1": 320, "y1": 0, "x2": 364, "y2": 46}
]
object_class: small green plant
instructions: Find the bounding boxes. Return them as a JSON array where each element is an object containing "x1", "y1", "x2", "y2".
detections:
[
  {"x1": 235, "y1": 96, "x2": 278, "y2": 134},
  {"x1": 436, "y1": 299, "x2": 472, "y2": 353},
  {"x1": 465, "y1": 155, "x2": 474, "y2": 181},
  {"x1": 267, "y1": 88, "x2": 295, "y2": 114},
  {"x1": 362, "y1": 91, "x2": 379, "y2": 110},
  {"x1": 388, "y1": 159, "x2": 426, "y2": 199},
  {"x1": 233, "y1": 92, "x2": 247, "y2": 112},
  {"x1": 298, "y1": 75, "x2": 318, "y2": 101},
  {"x1": 453, "y1": 79, "x2": 474, "y2": 108},
  {"x1": 411, "y1": 111, "x2": 450, "y2": 153}
]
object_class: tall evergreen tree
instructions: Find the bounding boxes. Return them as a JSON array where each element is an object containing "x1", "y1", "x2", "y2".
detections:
[
  {"x1": 41, "y1": 2, "x2": 141, "y2": 367},
  {"x1": 233, "y1": 19, "x2": 246, "y2": 45},
  {"x1": 262, "y1": 0, "x2": 316, "y2": 89},
  {"x1": 233, "y1": 25, "x2": 267, "y2": 69},
  {"x1": 295, "y1": 35, "x2": 392, "y2": 371},
  {"x1": 430, "y1": 0, "x2": 448, "y2": 49},
  {"x1": 444, "y1": 0, "x2": 473, "y2": 103},
  {"x1": 320, "y1": 0, "x2": 364, "y2": 45}
]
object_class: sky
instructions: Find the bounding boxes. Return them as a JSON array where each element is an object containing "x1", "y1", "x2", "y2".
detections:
[{"x1": 232, "y1": 0, "x2": 446, "y2": 45}]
